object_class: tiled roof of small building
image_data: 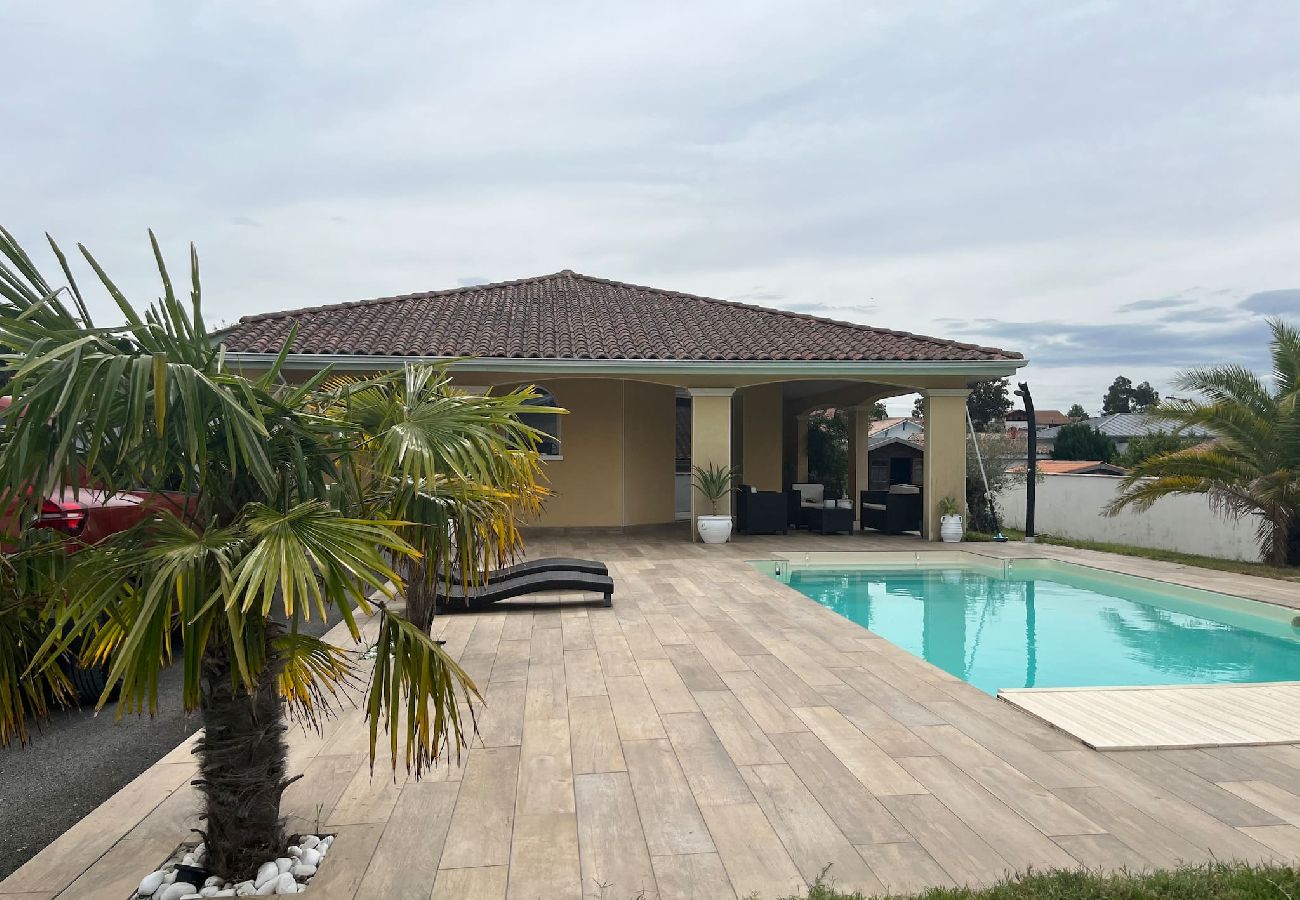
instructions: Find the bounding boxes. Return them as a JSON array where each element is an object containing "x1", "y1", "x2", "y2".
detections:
[{"x1": 218, "y1": 270, "x2": 1022, "y2": 363}]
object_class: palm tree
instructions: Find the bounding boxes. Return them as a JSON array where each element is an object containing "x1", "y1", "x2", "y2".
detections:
[
  {"x1": 0, "y1": 228, "x2": 544, "y2": 879},
  {"x1": 324, "y1": 364, "x2": 555, "y2": 630},
  {"x1": 1106, "y1": 318, "x2": 1300, "y2": 566}
]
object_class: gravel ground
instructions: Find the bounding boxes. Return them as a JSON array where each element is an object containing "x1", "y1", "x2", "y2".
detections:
[{"x1": 0, "y1": 611, "x2": 341, "y2": 880}]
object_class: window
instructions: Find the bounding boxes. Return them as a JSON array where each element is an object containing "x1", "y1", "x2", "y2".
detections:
[
  {"x1": 519, "y1": 387, "x2": 562, "y2": 458},
  {"x1": 869, "y1": 459, "x2": 889, "y2": 490},
  {"x1": 912, "y1": 459, "x2": 924, "y2": 485}
]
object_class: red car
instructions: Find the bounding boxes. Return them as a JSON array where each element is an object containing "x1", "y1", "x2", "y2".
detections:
[{"x1": 0, "y1": 396, "x2": 191, "y2": 547}]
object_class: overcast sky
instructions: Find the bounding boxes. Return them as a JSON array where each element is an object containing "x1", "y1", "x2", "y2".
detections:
[{"x1": 5, "y1": 1, "x2": 1298, "y2": 414}]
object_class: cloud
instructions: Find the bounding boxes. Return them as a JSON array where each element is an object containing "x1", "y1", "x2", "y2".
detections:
[
  {"x1": 3, "y1": 0, "x2": 1299, "y2": 419},
  {"x1": 777, "y1": 300, "x2": 878, "y2": 319},
  {"x1": 1115, "y1": 295, "x2": 1198, "y2": 313},
  {"x1": 1240, "y1": 289, "x2": 1300, "y2": 316},
  {"x1": 941, "y1": 316, "x2": 1272, "y2": 370}
]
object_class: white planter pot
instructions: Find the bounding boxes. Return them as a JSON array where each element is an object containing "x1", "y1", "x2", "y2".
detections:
[
  {"x1": 940, "y1": 514, "x2": 964, "y2": 543},
  {"x1": 696, "y1": 515, "x2": 734, "y2": 544}
]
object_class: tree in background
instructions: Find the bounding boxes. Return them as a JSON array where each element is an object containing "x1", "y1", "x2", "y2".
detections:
[
  {"x1": 965, "y1": 431, "x2": 1025, "y2": 533},
  {"x1": 1108, "y1": 319, "x2": 1300, "y2": 566},
  {"x1": 1115, "y1": 431, "x2": 1198, "y2": 469},
  {"x1": 1052, "y1": 423, "x2": 1118, "y2": 462},
  {"x1": 967, "y1": 378, "x2": 1012, "y2": 432},
  {"x1": 1067, "y1": 403, "x2": 1088, "y2": 420},
  {"x1": 806, "y1": 409, "x2": 849, "y2": 498},
  {"x1": 1102, "y1": 376, "x2": 1160, "y2": 414},
  {"x1": 911, "y1": 395, "x2": 924, "y2": 420},
  {"x1": 1102, "y1": 376, "x2": 1133, "y2": 413},
  {"x1": 871, "y1": 401, "x2": 888, "y2": 420}
]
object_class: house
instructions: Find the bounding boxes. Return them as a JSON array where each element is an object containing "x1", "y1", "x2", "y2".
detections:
[
  {"x1": 1037, "y1": 413, "x2": 1213, "y2": 456},
  {"x1": 218, "y1": 270, "x2": 1025, "y2": 539},
  {"x1": 865, "y1": 435, "x2": 925, "y2": 490}
]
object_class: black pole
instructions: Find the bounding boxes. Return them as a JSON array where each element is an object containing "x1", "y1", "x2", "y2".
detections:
[{"x1": 1016, "y1": 382, "x2": 1036, "y2": 542}]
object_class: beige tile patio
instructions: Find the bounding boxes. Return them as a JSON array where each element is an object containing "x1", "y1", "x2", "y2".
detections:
[{"x1": 7, "y1": 529, "x2": 1300, "y2": 900}]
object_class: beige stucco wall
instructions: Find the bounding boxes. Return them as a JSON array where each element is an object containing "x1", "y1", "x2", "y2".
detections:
[
  {"x1": 530, "y1": 379, "x2": 625, "y2": 527},
  {"x1": 741, "y1": 383, "x2": 784, "y2": 491},
  {"x1": 475, "y1": 377, "x2": 677, "y2": 529},
  {"x1": 622, "y1": 381, "x2": 677, "y2": 526}
]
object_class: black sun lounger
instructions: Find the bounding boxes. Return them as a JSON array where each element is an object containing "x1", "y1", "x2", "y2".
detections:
[
  {"x1": 434, "y1": 569, "x2": 614, "y2": 613},
  {"x1": 440, "y1": 557, "x2": 608, "y2": 585}
]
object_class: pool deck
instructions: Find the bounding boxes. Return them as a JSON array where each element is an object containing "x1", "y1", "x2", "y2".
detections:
[
  {"x1": 1001, "y1": 683, "x2": 1300, "y2": 751},
  {"x1": 3, "y1": 528, "x2": 1299, "y2": 899}
]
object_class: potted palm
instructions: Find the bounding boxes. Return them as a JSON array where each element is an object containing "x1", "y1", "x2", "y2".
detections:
[
  {"x1": 938, "y1": 495, "x2": 964, "y2": 543},
  {"x1": 692, "y1": 462, "x2": 738, "y2": 543}
]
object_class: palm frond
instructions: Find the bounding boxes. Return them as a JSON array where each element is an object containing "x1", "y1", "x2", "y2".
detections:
[
  {"x1": 273, "y1": 631, "x2": 354, "y2": 727},
  {"x1": 366, "y1": 605, "x2": 481, "y2": 776}
]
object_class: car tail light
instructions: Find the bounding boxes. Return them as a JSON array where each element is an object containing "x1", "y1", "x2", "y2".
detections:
[{"x1": 37, "y1": 498, "x2": 88, "y2": 535}]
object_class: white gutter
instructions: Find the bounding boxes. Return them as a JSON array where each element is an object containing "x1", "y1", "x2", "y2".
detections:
[{"x1": 219, "y1": 351, "x2": 1028, "y2": 377}]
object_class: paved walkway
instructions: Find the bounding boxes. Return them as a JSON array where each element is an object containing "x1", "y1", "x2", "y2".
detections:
[{"x1": 3, "y1": 529, "x2": 1299, "y2": 899}]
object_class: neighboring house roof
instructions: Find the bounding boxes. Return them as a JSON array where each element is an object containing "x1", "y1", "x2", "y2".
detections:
[
  {"x1": 1038, "y1": 413, "x2": 1214, "y2": 441},
  {"x1": 1009, "y1": 460, "x2": 1127, "y2": 475},
  {"x1": 218, "y1": 270, "x2": 1022, "y2": 363},
  {"x1": 869, "y1": 435, "x2": 925, "y2": 453},
  {"x1": 1006, "y1": 409, "x2": 1072, "y2": 427},
  {"x1": 868, "y1": 416, "x2": 922, "y2": 434}
]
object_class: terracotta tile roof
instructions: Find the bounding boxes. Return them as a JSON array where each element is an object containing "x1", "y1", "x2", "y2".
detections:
[
  {"x1": 218, "y1": 271, "x2": 1022, "y2": 363},
  {"x1": 1009, "y1": 460, "x2": 1127, "y2": 475},
  {"x1": 1006, "y1": 409, "x2": 1072, "y2": 427}
]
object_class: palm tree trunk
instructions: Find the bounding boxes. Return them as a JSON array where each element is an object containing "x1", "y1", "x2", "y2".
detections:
[
  {"x1": 404, "y1": 557, "x2": 438, "y2": 632},
  {"x1": 194, "y1": 640, "x2": 292, "y2": 880}
]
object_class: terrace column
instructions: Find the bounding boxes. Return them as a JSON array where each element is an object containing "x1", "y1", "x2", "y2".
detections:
[
  {"x1": 795, "y1": 413, "x2": 810, "y2": 482},
  {"x1": 741, "y1": 383, "x2": 784, "y2": 491},
  {"x1": 846, "y1": 405, "x2": 873, "y2": 522},
  {"x1": 922, "y1": 388, "x2": 969, "y2": 541},
  {"x1": 688, "y1": 387, "x2": 736, "y2": 541}
]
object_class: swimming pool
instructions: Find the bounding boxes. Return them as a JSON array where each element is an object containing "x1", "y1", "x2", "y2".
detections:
[{"x1": 758, "y1": 554, "x2": 1300, "y2": 695}]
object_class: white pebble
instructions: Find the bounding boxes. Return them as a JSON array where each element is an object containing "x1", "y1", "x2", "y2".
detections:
[
  {"x1": 235, "y1": 883, "x2": 257, "y2": 897},
  {"x1": 181, "y1": 854, "x2": 197, "y2": 866},
  {"x1": 179, "y1": 894, "x2": 203, "y2": 900},
  {"x1": 212, "y1": 892, "x2": 236, "y2": 898},
  {"x1": 200, "y1": 889, "x2": 220, "y2": 898},
  {"x1": 290, "y1": 864, "x2": 316, "y2": 878},
  {"x1": 296, "y1": 848, "x2": 320, "y2": 867},
  {"x1": 275, "y1": 857, "x2": 293, "y2": 874},
  {"x1": 273, "y1": 872, "x2": 298, "y2": 895},
  {"x1": 159, "y1": 884, "x2": 199, "y2": 900},
  {"x1": 298, "y1": 836, "x2": 319, "y2": 850},
  {"x1": 164, "y1": 870, "x2": 179, "y2": 884},
  {"x1": 286, "y1": 846, "x2": 301, "y2": 858},
  {"x1": 138, "y1": 870, "x2": 166, "y2": 896},
  {"x1": 253, "y1": 862, "x2": 279, "y2": 889},
  {"x1": 204, "y1": 876, "x2": 223, "y2": 887}
]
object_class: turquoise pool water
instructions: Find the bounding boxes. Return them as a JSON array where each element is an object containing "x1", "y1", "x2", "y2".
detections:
[{"x1": 771, "y1": 560, "x2": 1300, "y2": 694}]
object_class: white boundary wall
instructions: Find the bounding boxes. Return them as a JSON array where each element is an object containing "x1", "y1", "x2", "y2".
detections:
[{"x1": 997, "y1": 473, "x2": 1261, "y2": 562}]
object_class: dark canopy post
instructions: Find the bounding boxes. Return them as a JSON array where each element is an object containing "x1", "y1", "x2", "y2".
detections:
[{"x1": 1014, "y1": 382, "x2": 1036, "y2": 542}]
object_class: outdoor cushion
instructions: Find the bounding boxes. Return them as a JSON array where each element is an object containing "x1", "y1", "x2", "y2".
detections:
[
  {"x1": 862, "y1": 502, "x2": 887, "y2": 511},
  {"x1": 889, "y1": 484, "x2": 920, "y2": 494}
]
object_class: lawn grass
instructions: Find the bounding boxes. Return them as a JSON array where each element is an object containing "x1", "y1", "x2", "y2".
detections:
[
  {"x1": 789, "y1": 862, "x2": 1300, "y2": 899},
  {"x1": 966, "y1": 528, "x2": 1300, "y2": 583}
]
